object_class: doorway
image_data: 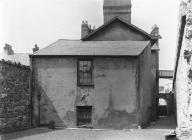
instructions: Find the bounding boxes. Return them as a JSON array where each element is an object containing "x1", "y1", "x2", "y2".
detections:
[
  {"x1": 76, "y1": 106, "x2": 92, "y2": 128},
  {"x1": 158, "y1": 98, "x2": 168, "y2": 116}
]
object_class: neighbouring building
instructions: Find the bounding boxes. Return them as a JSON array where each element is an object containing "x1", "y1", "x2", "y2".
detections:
[
  {"x1": 30, "y1": 0, "x2": 161, "y2": 129},
  {"x1": 173, "y1": 0, "x2": 192, "y2": 138},
  {"x1": 0, "y1": 44, "x2": 30, "y2": 66}
]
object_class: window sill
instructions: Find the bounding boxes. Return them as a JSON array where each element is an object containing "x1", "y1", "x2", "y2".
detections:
[{"x1": 77, "y1": 85, "x2": 95, "y2": 88}]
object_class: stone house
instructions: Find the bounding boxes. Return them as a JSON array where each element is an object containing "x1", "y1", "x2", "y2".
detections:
[{"x1": 30, "y1": 0, "x2": 160, "y2": 129}]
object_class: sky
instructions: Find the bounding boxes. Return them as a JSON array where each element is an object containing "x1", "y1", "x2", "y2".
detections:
[{"x1": 0, "y1": 0, "x2": 180, "y2": 70}]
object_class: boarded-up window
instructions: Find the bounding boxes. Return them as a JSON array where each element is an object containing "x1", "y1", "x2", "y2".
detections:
[
  {"x1": 76, "y1": 106, "x2": 92, "y2": 127},
  {"x1": 77, "y1": 60, "x2": 93, "y2": 86}
]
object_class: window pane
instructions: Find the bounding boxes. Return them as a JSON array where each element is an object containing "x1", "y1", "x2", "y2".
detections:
[
  {"x1": 78, "y1": 60, "x2": 93, "y2": 85},
  {"x1": 79, "y1": 61, "x2": 84, "y2": 71},
  {"x1": 87, "y1": 73, "x2": 91, "y2": 84},
  {"x1": 79, "y1": 72, "x2": 84, "y2": 84}
]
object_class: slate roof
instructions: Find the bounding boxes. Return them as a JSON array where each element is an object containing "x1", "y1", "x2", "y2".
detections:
[
  {"x1": 82, "y1": 17, "x2": 160, "y2": 41},
  {"x1": 0, "y1": 53, "x2": 30, "y2": 66},
  {"x1": 32, "y1": 39, "x2": 150, "y2": 57}
]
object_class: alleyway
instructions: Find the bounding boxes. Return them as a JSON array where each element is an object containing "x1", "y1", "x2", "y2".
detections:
[
  {"x1": 148, "y1": 115, "x2": 176, "y2": 129},
  {"x1": 1, "y1": 116, "x2": 176, "y2": 140}
]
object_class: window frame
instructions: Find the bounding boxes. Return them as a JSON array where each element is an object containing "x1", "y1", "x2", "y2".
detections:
[{"x1": 77, "y1": 59, "x2": 94, "y2": 87}]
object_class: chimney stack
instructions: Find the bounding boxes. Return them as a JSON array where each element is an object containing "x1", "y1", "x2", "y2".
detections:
[
  {"x1": 33, "y1": 44, "x2": 39, "y2": 53},
  {"x1": 150, "y1": 24, "x2": 161, "y2": 46},
  {"x1": 150, "y1": 24, "x2": 159, "y2": 37},
  {"x1": 81, "y1": 21, "x2": 89, "y2": 38},
  {"x1": 103, "y1": 0, "x2": 132, "y2": 23},
  {"x1": 81, "y1": 21, "x2": 96, "y2": 39},
  {"x1": 4, "y1": 44, "x2": 14, "y2": 55}
]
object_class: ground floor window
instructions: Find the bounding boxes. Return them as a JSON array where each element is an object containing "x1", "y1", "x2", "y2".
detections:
[{"x1": 76, "y1": 106, "x2": 92, "y2": 127}]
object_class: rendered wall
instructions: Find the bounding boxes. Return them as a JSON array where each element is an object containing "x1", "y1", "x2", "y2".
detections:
[
  {"x1": 150, "y1": 50, "x2": 159, "y2": 121},
  {"x1": 137, "y1": 44, "x2": 153, "y2": 127},
  {"x1": 31, "y1": 57, "x2": 139, "y2": 129},
  {"x1": 94, "y1": 57, "x2": 138, "y2": 129},
  {"x1": 103, "y1": 0, "x2": 132, "y2": 23}
]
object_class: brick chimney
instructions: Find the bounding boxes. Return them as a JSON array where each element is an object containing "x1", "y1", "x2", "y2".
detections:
[
  {"x1": 103, "y1": 0, "x2": 132, "y2": 23},
  {"x1": 3, "y1": 44, "x2": 14, "y2": 55}
]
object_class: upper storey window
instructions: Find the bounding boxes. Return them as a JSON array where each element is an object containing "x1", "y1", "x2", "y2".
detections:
[{"x1": 77, "y1": 60, "x2": 93, "y2": 86}]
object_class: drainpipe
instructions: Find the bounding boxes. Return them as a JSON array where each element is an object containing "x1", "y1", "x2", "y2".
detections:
[
  {"x1": 29, "y1": 56, "x2": 34, "y2": 128},
  {"x1": 37, "y1": 93, "x2": 41, "y2": 126}
]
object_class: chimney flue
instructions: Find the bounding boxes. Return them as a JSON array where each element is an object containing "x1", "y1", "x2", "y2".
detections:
[{"x1": 103, "y1": 0, "x2": 132, "y2": 23}]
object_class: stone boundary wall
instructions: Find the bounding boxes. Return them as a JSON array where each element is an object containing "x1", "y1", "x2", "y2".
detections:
[
  {"x1": 174, "y1": 0, "x2": 192, "y2": 139},
  {"x1": 0, "y1": 60, "x2": 31, "y2": 133}
]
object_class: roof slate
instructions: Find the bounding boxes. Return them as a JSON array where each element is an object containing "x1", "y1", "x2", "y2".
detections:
[{"x1": 32, "y1": 39, "x2": 150, "y2": 56}]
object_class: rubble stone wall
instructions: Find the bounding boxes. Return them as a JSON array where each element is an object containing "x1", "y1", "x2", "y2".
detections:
[
  {"x1": 174, "y1": 0, "x2": 192, "y2": 139},
  {"x1": 0, "y1": 60, "x2": 31, "y2": 133}
]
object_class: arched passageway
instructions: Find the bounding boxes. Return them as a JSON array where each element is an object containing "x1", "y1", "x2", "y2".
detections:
[{"x1": 158, "y1": 70, "x2": 175, "y2": 118}]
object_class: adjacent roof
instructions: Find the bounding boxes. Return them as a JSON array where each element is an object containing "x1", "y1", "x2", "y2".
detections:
[
  {"x1": 0, "y1": 53, "x2": 30, "y2": 66},
  {"x1": 82, "y1": 16, "x2": 159, "y2": 41},
  {"x1": 32, "y1": 39, "x2": 150, "y2": 57}
]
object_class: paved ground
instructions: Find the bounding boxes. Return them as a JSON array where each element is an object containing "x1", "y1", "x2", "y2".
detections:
[{"x1": 1, "y1": 116, "x2": 176, "y2": 140}]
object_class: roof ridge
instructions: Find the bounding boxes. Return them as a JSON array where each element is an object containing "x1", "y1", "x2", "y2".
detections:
[
  {"x1": 116, "y1": 16, "x2": 153, "y2": 38},
  {"x1": 13, "y1": 53, "x2": 30, "y2": 55},
  {"x1": 58, "y1": 39, "x2": 80, "y2": 41},
  {"x1": 57, "y1": 40, "x2": 149, "y2": 43}
]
